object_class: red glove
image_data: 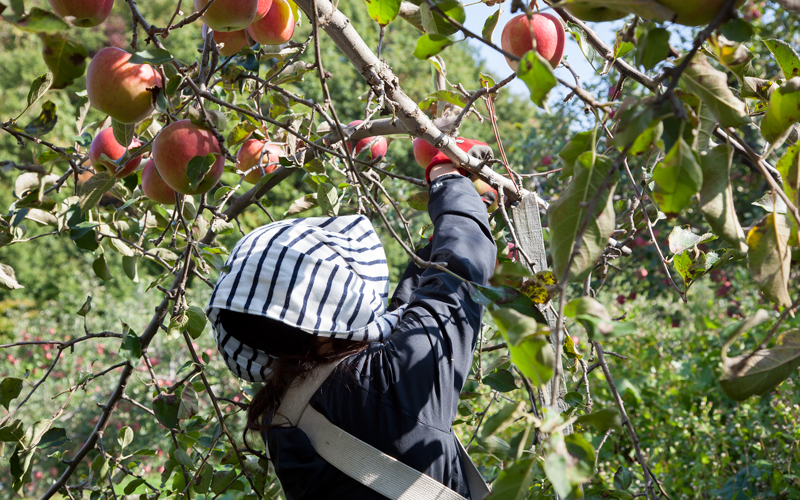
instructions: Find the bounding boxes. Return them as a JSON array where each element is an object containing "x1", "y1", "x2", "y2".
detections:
[{"x1": 425, "y1": 138, "x2": 493, "y2": 184}]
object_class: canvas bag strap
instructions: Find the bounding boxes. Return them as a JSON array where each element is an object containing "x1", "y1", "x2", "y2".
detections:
[{"x1": 274, "y1": 360, "x2": 490, "y2": 500}]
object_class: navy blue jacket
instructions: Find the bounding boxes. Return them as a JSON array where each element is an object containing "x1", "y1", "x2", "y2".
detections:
[{"x1": 266, "y1": 174, "x2": 497, "y2": 499}]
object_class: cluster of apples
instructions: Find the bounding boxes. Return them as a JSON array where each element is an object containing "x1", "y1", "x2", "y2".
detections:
[{"x1": 48, "y1": 0, "x2": 295, "y2": 205}]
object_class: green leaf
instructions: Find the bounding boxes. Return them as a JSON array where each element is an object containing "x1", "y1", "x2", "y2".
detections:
[
  {"x1": 777, "y1": 145, "x2": 800, "y2": 212},
  {"x1": 544, "y1": 432, "x2": 596, "y2": 498},
  {"x1": 614, "y1": 465, "x2": 633, "y2": 491},
  {"x1": 721, "y1": 328, "x2": 800, "y2": 401},
  {"x1": 178, "y1": 384, "x2": 199, "y2": 420},
  {"x1": 721, "y1": 19, "x2": 754, "y2": 43},
  {"x1": 679, "y1": 53, "x2": 750, "y2": 128},
  {"x1": 186, "y1": 306, "x2": 208, "y2": 339},
  {"x1": 364, "y1": 0, "x2": 401, "y2": 26},
  {"x1": 483, "y1": 369, "x2": 517, "y2": 393},
  {"x1": 152, "y1": 394, "x2": 180, "y2": 429},
  {"x1": 471, "y1": 284, "x2": 547, "y2": 325},
  {"x1": 673, "y1": 247, "x2": 743, "y2": 291},
  {"x1": 559, "y1": 130, "x2": 594, "y2": 177},
  {"x1": 26, "y1": 73, "x2": 52, "y2": 109},
  {"x1": 127, "y1": 48, "x2": 173, "y2": 65},
  {"x1": 118, "y1": 326, "x2": 142, "y2": 367},
  {"x1": 38, "y1": 427, "x2": 68, "y2": 448},
  {"x1": 124, "y1": 479, "x2": 146, "y2": 495},
  {"x1": 14, "y1": 7, "x2": 67, "y2": 33},
  {"x1": 92, "y1": 254, "x2": 112, "y2": 281},
  {"x1": 652, "y1": 136, "x2": 703, "y2": 217},
  {"x1": 490, "y1": 307, "x2": 538, "y2": 347},
  {"x1": 667, "y1": 225, "x2": 716, "y2": 255},
  {"x1": 508, "y1": 334, "x2": 554, "y2": 386},
  {"x1": 698, "y1": 145, "x2": 748, "y2": 252},
  {"x1": 746, "y1": 214, "x2": 792, "y2": 307},
  {"x1": 0, "y1": 378, "x2": 23, "y2": 410},
  {"x1": 413, "y1": 34, "x2": 454, "y2": 59},
  {"x1": 574, "y1": 407, "x2": 622, "y2": 432},
  {"x1": 487, "y1": 457, "x2": 536, "y2": 500},
  {"x1": 117, "y1": 426, "x2": 134, "y2": 449},
  {"x1": 0, "y1": 264, "x2": 24, "y2": 290},
  {"x1": 762, "y1": 77, "x2": 800, "y2": 145},
  {"x1": 76, "y1": 295, "x2": 92, "y2": 317},
  {"x1": 122, "y1": 256, "x2": 139, "y2": 282},
  {"x1": 764, "y1": 39, "x2": 800, "y2": 79},
  {"x1": 40, "y1": 34, "x2": 87, "y2": 89},
  {"x1": 565, "y1": 297, "x2": 637, "y2": 340},
  {"x1": 111, "y1": 119, "x2": 136, "y2": 150},
  {"x1": 636, "y1": 27, "x2": 670, "y2": 71},
  {"x1": 548, "y1": 152, "x2": 617, "y2": 282},
  {"x1": 0, "y1": 420, "x2": 24, "y2": 443},
  {"x1": 186, "y1": 153, "x2": 217, "y2": 192},
  {"x1": 79, "y1": 172, "x2": 115, "y2": 215},
  {"x1": 317, "y1": 182, "x2": 339, "y2": 216},
  {"x1": 173, "y1": 448, "x2": 194, "y2": 468},
  {"x1": 405, "y1": 191, "x2": 429, "y2": 211},
  {"x1": 20, "y1": 100, "x2": 58, "y2": 136},
  {"x1": 419, "y1": 0, "x2": 464, "y2": 36},
  {"x1": 479, "y1": 401, "x2": 524, "y2": 441},
  {"x1": 482, "y1": 7, "x2": 501, "y2": 42},
  {"x1": 516, "y1": 50, "x2": 557, "y2": 111}
]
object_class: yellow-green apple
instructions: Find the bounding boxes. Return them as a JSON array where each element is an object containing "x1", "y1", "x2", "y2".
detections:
[
  {"x1": 236, "y1": 139, "x2": 282, "y2": 183},
  {"x1": 141, "y1": 160, "x2": 176, "y2": 205},
  {"x1": 194, "y1": 0, "x2": 259, "y2": 32},
  {"x1": 501, "y1": 13, "x2": 565, "y2": 71},
  {"x1": 563, "y1": 4, "x2": 627, "y2": 22},
  {"x1": 151, "y1": 120, "x2": 225, "y2": 195},
  {"x1": 88, "y1": 128, "x2": 142, "y2": 178},
  {"x1": 347, "y1": 120, "x2": 388, "y2": 159},
  {"x1": 247, "y1": 0, "x2": 295, "y2": 45},
  {"x1": 473, "y1": 178, "x2": 498, "y2": 212},
  {"x1": 48, "y1": 0, "x2": 114, "y2": 27},
  {"x1": 656, "y1": 0, "x2": 745, "y2": 26},
  {"x1": 413, "y1": 138, "x2": 440, "y2": 169},
  {"x1": 86, "y1": 47, "x2": 162, "y2": 124},
  {"x1": 205, "y1": 26, "x2": 249, "y2": 56}
]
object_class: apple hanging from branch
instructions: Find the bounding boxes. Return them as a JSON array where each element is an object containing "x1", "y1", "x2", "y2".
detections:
[
  {"x1": 48, "y1": 0, "x2": 114, "y2": 27},
  {"x1": 151, "y1": 120, "x2": 225, "y2": 195},
  {"x1": 141, "y1": 160, "x2": 177, "y2": 205},
  {"x1": 247, "y1": 0, "x2": 295, "y2": 45},
  {"x1": 88, "y1": 128, "x2": 143, "y2": 178},
  {"x1": 194, "y1": 0, "x2": 259, "y2": 32},
  {"x1": 500, "y1": 13, "x2": 565, "y2": 72},
  {"x1": 236, "y1": 139, "x2": 283, "y2": 184}
]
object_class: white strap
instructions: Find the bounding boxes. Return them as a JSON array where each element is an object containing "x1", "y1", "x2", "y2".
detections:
[{"x1": 274, "y1": 360, "x2": 490, "y2": 500}]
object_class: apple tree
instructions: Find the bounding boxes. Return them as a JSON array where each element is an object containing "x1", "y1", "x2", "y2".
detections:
[{"x1": 1, "y1": 0, "x2": 799, "y2": 499}]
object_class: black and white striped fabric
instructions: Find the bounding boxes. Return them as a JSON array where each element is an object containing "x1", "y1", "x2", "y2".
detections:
[{"x1": 207, "y1": 215, "x2": 407, "y2": 382}]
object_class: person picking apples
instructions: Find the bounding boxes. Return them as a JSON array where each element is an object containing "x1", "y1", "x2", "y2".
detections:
[{"x1": 206, "y1": 138, "x2": 496, "y2": 500}]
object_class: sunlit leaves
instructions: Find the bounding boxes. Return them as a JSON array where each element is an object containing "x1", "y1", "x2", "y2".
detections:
[
  {"x1": 543, "y1": 432, "x2": 596, "y2": 498},
  {"x1": 516, "y1": 50, "x2": 557, "y2": 111},
  {"x1": 128, "y1": 48, "x2": 174, "y2": 65},
  {"x1": 698, "y1": 145, "x2": 748, "y2": 251},
  {"x1": 746, "y1": 214, "x2": 792, "y2": 307},
  {"x1": 635, "y1": 26, "x2": 670, "y2": 71},
  {"x1": 763, "y1": 39, "x2": 800, "y2": 79},
  {"x1": 419, "y1": 0, "x2": 465, "y2": 36},
  {"x1": 480, "y1": 401, "x2": 524, "y2": 441},
  {"x1": 487, "y1": 457, "x2": 536, "y2": 500},
  {"x1": 364, "y1": 0, "x2": 401, "y2": 26},
  {"x1": 762, "y1": 78, "x2": 800, "y2": 145},
  {"x1": 679, "y1": 53, "x2": 750, "y2": 128},
  {"x1": 564, "y1": 297, "x2": 636, "y2": 340},
  {"x1": 482, "y1": 7, "x2": 501, "y2": 41},
  {"x1": 548, "y1": 152, "x2": 617, "y2": 282},
  {"x1": 0, "y1": 263, "x2": 24, "y2": 290},
  {"x1": 79, "y1": 172, "x2": 115, "y2": 215},
  {"x1": 40, "y1": 34, "x2": 87, "y2": 89},
  {"x1": 413, "y1": 34, "x2": 455, "y2": 59},
  {"x1": 119, "y1": 323, "x2": 142, "y2": 367},
  {"x1": 186, "y1": 153, "x2": 217, "y2": 192},
  {"x1": 15, "y1": 100, "x2": 58, "y2": 136},
  {"x1": 776, "y1": 144, "x2": 800, "y2": 209},
  {"x1": 508, "y1": 335, "x2": 554, "y2": 387},
  {"x1": 652, "y1": 136, "x2": 703, "y2": 217}
]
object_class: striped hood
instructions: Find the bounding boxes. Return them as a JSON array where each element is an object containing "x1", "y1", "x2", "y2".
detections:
[{"x1": 207, "y1": 215, "x2": 406, "y2": 381}]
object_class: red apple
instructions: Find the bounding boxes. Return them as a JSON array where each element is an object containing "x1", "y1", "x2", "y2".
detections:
[
  {"x1": 657, "y1": 0, "x2": 745, "y2": 27},
  {"x1": 86, "y1": 47, "x2": 162, "y2": 124},
  {"x1": 151, "y1": 120, "x2": 225, "y2": 195},
  {"x1": 205, "y1": 26, "x2": 249, "y2": 56},
  {"x1": 635, "y1": 268, "x2": 648, "y2": 279},
  {"x1": 49, "y1": 0, "x2": 113, "y2": 27},
  {"x1": 194, "y1": 0, "x2": 259, "y2": 32},
  {"x1": 347, "y1": 120, "x2": 388, "y2": 159},
  {"x1": 34, "y1": 471, "x2": 43, "y2": 480},
  {"x1": 501, "y1": 13, "x2": 565, "y2": 71},
  {"x1": 413, "y1": 138, "x2": 440, "y2": 169},
  {"x1": 541, "y1": 154, "x2": 554, "y2": 166},
  {"x1": 247, "y1": 0, "x2": 295, "y2": 45},
  {"x1": 141, "y1": 160, "x2": 177, "y2": 205},
  {"x1": 236, "y1": 139, "x2": 282, "y2": 184},
  {"x1": 616, "y1": 295, "x2": 627, "y2": 305},
  {"x1": 89, "y1": 128, "x2": 142, "y2": 178}
]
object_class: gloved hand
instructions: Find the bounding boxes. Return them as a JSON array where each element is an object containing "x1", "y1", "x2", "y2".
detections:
[{"x1": 426, "y1": 138, "x2": 493, "y2": 184}]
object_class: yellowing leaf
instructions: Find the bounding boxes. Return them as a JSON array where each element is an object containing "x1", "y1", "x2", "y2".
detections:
[
  {"x1": 679, "y1": 53, "x2": 750, "y2": 128},
  {"x1": 747, "y1": 214, "x2": 792, "y2": 307},
  {"x1": 762, "y1": 77, "x2": 800, "y2": 145}
]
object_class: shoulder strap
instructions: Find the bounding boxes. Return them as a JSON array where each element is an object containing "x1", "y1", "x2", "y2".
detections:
[{"x1": 273, "y1": 360, "x2": 491, "y2": 500}]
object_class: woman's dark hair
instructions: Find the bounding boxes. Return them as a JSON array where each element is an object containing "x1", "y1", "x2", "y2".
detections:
[{"x1": 217, "y1": 310, "x2": 369, "y2": 456}]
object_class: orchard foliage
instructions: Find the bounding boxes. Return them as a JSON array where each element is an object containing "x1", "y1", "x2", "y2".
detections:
[{"x1": 1, "y1": 0, "x2": 800, "y2": 499}]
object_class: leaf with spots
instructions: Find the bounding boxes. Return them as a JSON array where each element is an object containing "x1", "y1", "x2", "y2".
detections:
[{"x1": 40, "y1": 34, "x2": 87, "y2": 89}]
